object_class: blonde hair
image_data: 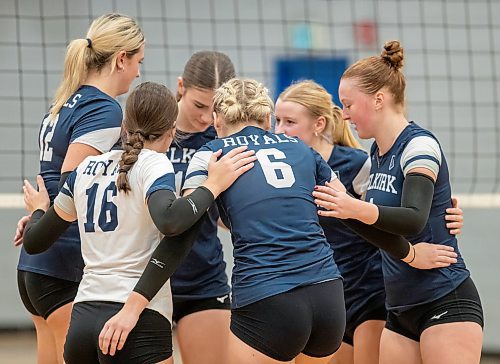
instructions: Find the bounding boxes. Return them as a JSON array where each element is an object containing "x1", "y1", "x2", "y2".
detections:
[
  {"x1": 279, "y1": 80, "x2": 361, "y2": 149},
  {"x1": 117, "y1": 82, "x2": 178, "y2": 193},
  {"x1": 342, "y1": 40, "x2": 405, "y2": 107},
  {"x1": 50, "y1": 13, "x2": 144, "y2": 118},
  {"x1": 213, "y1": 78, "x2": 273, "y2": 126}
]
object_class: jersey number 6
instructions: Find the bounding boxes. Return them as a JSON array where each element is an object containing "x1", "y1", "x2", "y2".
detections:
[{"x1": 256, "y1": 148, "x2": 295, "y2": 188}]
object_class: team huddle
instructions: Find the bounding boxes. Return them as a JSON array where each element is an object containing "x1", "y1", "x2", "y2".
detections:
[{"x1": 14, "y1": 13, "x2": 483, "y2": 364}]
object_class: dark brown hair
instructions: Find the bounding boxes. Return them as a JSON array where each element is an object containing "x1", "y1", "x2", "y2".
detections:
[
  {"x1": 177, "y1": 51, "x2": 236, "y2": 101},
  {"x1": 342, "y1": 40, "x2": 406, "y2": 106},
  {"x1": 117, "y1": 82, "x2": 178, "y2": 193}
]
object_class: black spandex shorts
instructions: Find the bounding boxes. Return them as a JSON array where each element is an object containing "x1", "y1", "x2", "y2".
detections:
[
  {"x1": 386, "y1": 277, "x2": 483, "y2": 342},
  {"x1": 17, "y1": 270, "x2": 78, "y2": 319},
  {"x1": 231, "y1": 279, "x2": 346, "y2": 362},
  {"x1": 64, "y1": 301, "x2": 172, "y2": 364},
  {"x1": 172, "y1": 294, "x2": 230, "y2": 324},
  {"x1": 343, "y1": 298, "x2": 387, "y2": 346}
]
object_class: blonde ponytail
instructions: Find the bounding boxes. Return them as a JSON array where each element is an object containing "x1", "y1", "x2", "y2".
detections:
[
  {"x1": 50, "y1": 13, "x2": 144, "y2": 118},
  {"x1": 50, "y1": 39, "x2": 90, "y2": 118}
]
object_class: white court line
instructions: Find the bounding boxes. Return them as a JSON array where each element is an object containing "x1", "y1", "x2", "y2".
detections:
[
  {"x1": 1, "y1": 193, "x2": 500, "y2": 209},
  {"x1": 0, "y1": 194, "x2": 24, "y2": 209}
]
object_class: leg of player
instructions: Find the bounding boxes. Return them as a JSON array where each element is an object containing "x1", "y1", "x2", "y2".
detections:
[
  {"x1": 328, "y1": 343, "x2": 353, "y2": 364},
  {"x1": 225, "y1": 332, "x2": 294, "y2": 364},
  {"x1": 157, "y1": 359, "x2": 172, "y2": 364},
  {"x1": 419, "y1": 322, "x2": 482, "y2": 364},
  {"x1": 352, "y1": 320, "x2": 385, "y2": 364},
  {"x1": 31, "y1": 315, "x2": 58, "y2": 364},
  {"x1": 45, "y1": 303, "x2": 73, "y2": 364},
  {"x1": 296, "y1": 352, "x2": 335, "y2": 364},
  {"x1": 379, "y1": 329, "x2": 421, "y2": 364},
  {"x1": 175, "y1": 310, "x2": 230, "y2": 364}
]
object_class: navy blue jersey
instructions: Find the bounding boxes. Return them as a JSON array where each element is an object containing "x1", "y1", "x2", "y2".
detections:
[
  {"x1": 319, "y1": 146, "x2": 385, "y2": 319},
  {"x1": 166, "y1": 126, "x2": 230, "y2": 300},
  {"x1": 365, "y1": 122, "x2": 469, "y2": 311},
  {"x1": 183, "y1": 126, "x2": 341, "y2": 309},
  {"x1": 18, "y1": 85, "x2": 122, "y2": 282}
]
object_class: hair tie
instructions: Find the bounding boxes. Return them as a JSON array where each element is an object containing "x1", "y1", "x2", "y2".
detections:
[
  {"x1": 86, "y1": 38, "x2": 92, "y2": 49},
  {"x1": 133, "y1": 130, "x2": 147, "y2": 138},
  {"x1": 118, "y1": 168, "x2": 127, "y2": 174}
]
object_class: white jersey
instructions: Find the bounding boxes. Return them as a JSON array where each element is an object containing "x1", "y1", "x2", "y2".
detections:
[{"x1": 55, "y1": 149, "x2": 176, "y2": 320}]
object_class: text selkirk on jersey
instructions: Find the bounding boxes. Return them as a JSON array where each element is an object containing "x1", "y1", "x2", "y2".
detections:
[
  {"x1": 365, "y1": 122, "x2": 469, "y2": 312},
  {"x1": 18, "y1": 85, "x2": 122, "y2": 282},
  {"x1": 55, "y1": 149, "x2": 176, "y2": 320},
  {"x1": 183, "y1": 126, "x2": 342, "y2": 309}
]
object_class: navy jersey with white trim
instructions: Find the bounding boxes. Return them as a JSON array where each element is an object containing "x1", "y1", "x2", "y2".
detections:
[
  {"x1": 183, "y1": 126, "x2": 341, "y2": 309},
  {"x1": 365, "y1": 122, "x2": 469, "y2": 311},
  {"x1": 166, "y1": 126, "x2": 230, "y2": 300},
  {"x1": 18, "y1": 85, "x2": 122, "y2": 282},
  {"x1": 319, "y1": 146, "x2": 385, "y2": 315}
]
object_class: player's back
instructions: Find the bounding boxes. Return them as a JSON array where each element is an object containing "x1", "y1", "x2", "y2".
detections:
[
  {"x1": 185, "y1": 126, "x2": 341, "y2": 308},
  {"x1": 57, "y1": 149, "x2": 175, "y2": 318},
  {"x1": 39, "y1": 85, "x2": 122, "y2": 199}
]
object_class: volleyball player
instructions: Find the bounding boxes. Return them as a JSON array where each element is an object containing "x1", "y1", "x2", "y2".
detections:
[
  {"x1": 167, "y1": 50, "x2": 236, "y2": 364},
  {"x1": 14, "y1": 13, "x2": 145, "y2": 364},
  {"x1": 275, "y1": 80, "x2": 465, "y2": 364},
  {"x1": 182, "y1": 78, "x2": 451, "y2": 364},
  {"x1": 21, "y1": 82, "x2": 256, "y2": 363},
  {"x1": 314, "y1": 41, "x2": 483, "y2": 364}
]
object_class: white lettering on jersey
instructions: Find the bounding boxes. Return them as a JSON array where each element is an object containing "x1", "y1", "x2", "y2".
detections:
[
  {"x1": 39, "y1": 113, "x2": 60, "y2": 162},
  {"x1": 223, "y1": 138, "x2": 237, "y2": 147},
  {"x1": 167, "y1": 147, "x2": 197, "y2": 164},
  {"x1": 247, "y1": 134, "x2": 260, "y2": 145},
  {"x1": 222, "y1": 134, "x2": 298, "y2": 148},
  {"x1": 181, "y1": 148, "x2": 196, "y2": 163},
  {"x1": 256, "y1": 148, "x2": 295, "y2": 188},
  {"x1": 367, "y1": 173, "x2": 398, "y2": 194},
  {"x1": 274, "y1": 134, "x2": 289, "y2": 143},
  {"x1": 236, "y1": 136, "x2": 249, "y2": 145},
  {"x1": 262, "y1": 135, "x2": 277, "y2": 144},
  {"x1": 63, "y1": 93, "x2": 82, "y2": 108}
]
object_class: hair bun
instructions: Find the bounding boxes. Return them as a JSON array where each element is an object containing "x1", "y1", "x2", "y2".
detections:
[{"x1": 381, "y1": 40, "x2": 404, "y2": 70}]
